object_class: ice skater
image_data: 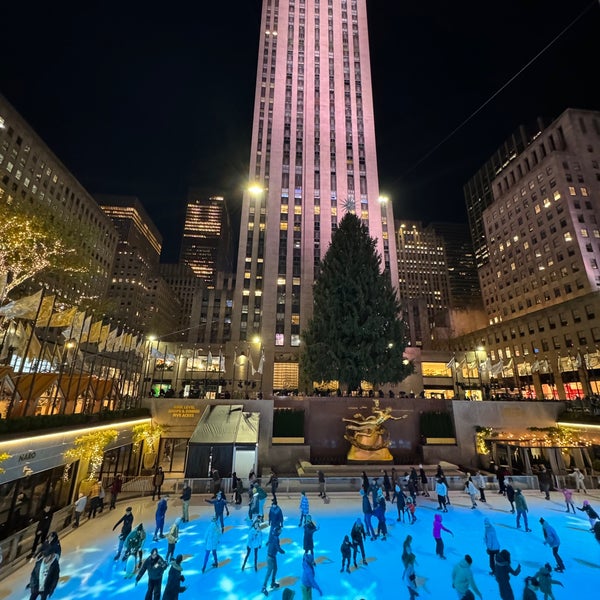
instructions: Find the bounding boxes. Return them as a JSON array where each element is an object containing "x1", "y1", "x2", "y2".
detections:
[
  {"x1": 205, "y1": 490, "x2": 229, "y2": 532},
  {"x1": 162, "y1": 554, "x2": 187, "y2": 600},
  {"x1": 576, "y1": 499, "x2": 599, "y2": 530},
  {"x1": 360, "y1": 488, "x2": 376, "y2": 540},
  {"x1": 506, "y1": 478, "x2": 516, "y2": 513},
  {"x1": 451, "y1": 554, "x2": 482, "y2": 600},
  {"x1": 538, "y1": 466, "x2": 551, "y2": 500},
  {"x1": 301, "y1": 550, "x2": 323, "y2": 599},
  {"x1": 373, "y1": 490, "x2": 387, "y2": 540},
  {"x1": 395, "y1": 482, "x2": 407, "y2": 522},
  {"x1": 340, "y1": 535, "x2": 352, "y2": 573},
  {"x1": 27, "y1": 547, "x2": 60, "y2": 600},
  {"x1": 135, "y1": 547, "x2": 167, "y2": 600},
  {"x1": 402, "y1": 550, "x2": 419, "y2": 600},
  {"x1": 539, "y1": 518, "x2": 565, "y2": 573},
  {"x1": 318, "y1": 470, "x2": 327, "y2": 499},
  {"x1": 465, "y1": 478, "x2": 478, "y2": 509},
  {"x1": 266, "y1": 469, "x2": 279, "y2": 501},
  {"x1": 152, "y1": 467, "x2": 165, "y2": 501},
  {"x1": 201, "y1": 516, "x2": 222, "y2": 573},
  {"x1": 268, "y1": 498, "x2": 284, "y2": 530},
  {"x1": 419, "y1": 464, "x2": 430, "y2": 497},
  {"x1": 494, "y1": 549, "x2": 521, "y2": 600},
  {"x1": 123, "y1": 523, "x2": 146, "y2": 566},
  {"x1": 153, "y1": 496, "x2": 168, "y2": 541},
  {"x1": 436, "y1": 478, "x2": 448, "y2": 512},
  {"x1": 483, "y1": 518, "x2": 500, "y2": 575},
  {"x1": 402, "y1": 535, "x2": 415, "y2": 568},
  {"x1": 299, "y1": 491, "x2": 310, "y2": 527},
  {"x1": 242, "y1": 516, "x2": 263, "y2": 571},
  {"x1": 303, "y1": 515, "x2": 319, "y2": 554},
  {"x1": 515, "y1": 489, "x2": 531, "y2": 532},
  {"x1": 180, "y1": 481, "x2": 192, "y2": 523},
  {"x1": 262, "y1": 525, "x2": 286, "y2": 596},
  {"x1": 73, "y1": 493, "x2": 87, "y2": 528},
  {"x1": 382, "y1": 470, "x2": 392, "y2": 500},
  {"x1": 406, "y1": 496, "x2": 417, "y2": 524},
  {"x1": 433, "y1": 513, "x2": 453, "y2": 559},
  {"x1": 523, "y1": 576, "x2": 541, "y2": 600},
  {"x1": 165, "y1": 518, "x2": 180, "y2": 563},
  {"x1": 475, "y1": 470, "x2": 487, "y2": 502},
  {"x1": 534, "y1": 563, "x2": 564, "y2": 600},
  {"x1": 561, "y1": 487, "x2": 575, "y2": 513},
  {"x1": 572, "y1": 467, "x2": 587, "y2": 494},
  {"x1": 350, "y1": 518, "x2": 367, "y2": 566}
]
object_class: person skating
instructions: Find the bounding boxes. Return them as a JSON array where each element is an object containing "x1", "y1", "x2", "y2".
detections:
[
  {"x1": 539, "y1": 518, "x2": 565, "y2": 572},
  {"x1": 231, "y1": 472, "x2": 243, "y2": 505},
  {"x1": 109, "y1": 473, "x2": 123, "y2": 510},
  {"x1": 451, "y1": 554, "x2": 482, "y2": 600},
  {"x1": 301, "y1": 550, "x2": 323, "y2": 599},
  {"x1": 30, "y1": 505, "x2": 53, "y2": 558},
  {"x1": 361, "y1": 471, "x2": 369, "y2": 493},
  {"x1": 373, "y1": 490, "x2": 387, "y2": 540},
  {"x1": 153, "y1": 496, "x2": 168, "y2": 541},
  {"x1": 432, "y1": 513, "x2": 453, "y2": 559},
  {"x1": 474, "y1": 471, "x2": 487, "y2": 502},
  {"x1": 402, "y1": 550, "x2": 419, "y2": 600},
  {"x1": 165, "y1": 518, "x2": 180, "y2": 563},
  {"x1": 180, "y1": 481, "x2": 192, "y2": 523},
  {"x1": 135, "y1": 547, "x2": 167, "y2": 600},
  {"x1": 496, "y1": 465, "x2": 507, "y2": 495},
  {"x1": 303, "y1": 515, "x2": 319, "y2": 554},
  {"x1": 576, "y1": 499, "x2": 599, "y2": 530},
  {"x1": 350, "y1": 518, "x2": 367, "y2": 566},
  {"x1": 242, "y1": 516, "x2": 263, "y2": 571},
  {"x1": 201, "y1": 516, "x2": 222, "y2": 573},
  {"x1": 360, "y1": 488, "x2": 376, "y2": 540},
  {"x1": 113, "y1": 506, "x2": 134, "y2": 560},
  {"x1": 534, "y1": 563, "x2": 564, "y2": 600},
  {"x1": 205, "y1": 490, "x2": 229, "y2": 532},
  {"x1": 395, "y1": 482, "x2": 407, "y2": 522},
  {"x1": 123, "y1": 523, "x2": 146, "y2": 566},
  {"x1": 268, "y1": 498, "x2": 284, "y2": 530},
  {"x1": 249, "y1": 486, "x2": 260, "y2": 521},
  {"x1": 538, "y1": 466, "x2": 551, "y2": 500},
  {"x1": 73, "y1": 493, "x2": 87, "y2": 528},
  {"x1": 162, "y1": 554, "x2": 186, "y2": 600},
  {"x1": 266, "y1": 469, "x2": 279, "y2": 502},
  {"x1": 494, "y1": 549, "x2": 521, "y2": 600},
  {"x1": 382, "y1": 470, "x2": 392, "y2": 500},
  {"x1": 262, "y1": 525, "x2": 286, "y2": 596},
  {"x1": 561, "y1": 487, "x2": 575, "y2": 513},
  {"x1": 299, "y1": 491, "x2": 310, "y2": 527},
  {"x1": 419, "y1": 464, "x2": 430, "y2": 497},
  {"x1": 46, "y1": 532, "x2": 61, "y2": 558},
  {"x1": 409, "y1": 467, "x2": 419, "y2": 497},
  {"x1": 402, "y1": 535, "x2": 415, "y2": 568},
  {"x1": 27, "y1": 547, "x2": 60, "y2": 600},
  {"x1": 318, "y1": 470, "x2": 327, "y2": 499},
  {"x1": 152, "y1": 467, "x2": 165, "y2": 501},
  {"x1": 515, "y1": 489, "x2": 531, "y2": 532},
  {"x1": 436, "y1": 478, "x2": 448, "y2": 512},
  {"x1": 506, "y1": 478, "x2": 516, "y2": 513},
  {"x1": 571, "y1": 467, "x2": 587, "y2": 494},
  {"x1": 523, "y1": 576, "x2": 541, "y2": 600},
  {"x1": 484, "y1": 518, "x2": 500, "y2": 575},
  {"x1": 465, "y1": 479, "x2": 478, "y2": 509},
  {"x1": 340, "y1": 535, "x2": 352, "y2": 573},
  {"x1": 256, "y1": 482, "x2": 268, "y2": 518},
  {"x1": 406, "y1": 495, "x2": 417, "y2": 524}
]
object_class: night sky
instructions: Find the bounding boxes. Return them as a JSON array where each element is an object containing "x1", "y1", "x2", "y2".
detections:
[{"x1": 2, "y1": 1, "x2": 599, "y2": 261}]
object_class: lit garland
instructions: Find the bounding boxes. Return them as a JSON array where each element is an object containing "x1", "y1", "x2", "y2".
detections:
[
  {"x1": 132, "y1": 423, "x2": 164, "y2": 455},
  {"x1": 475, "y1": 427, "x2": 495, "y2": 455},
  {"x1": 0, "y1": 451, "x2": 12, "y2": 474},
  {"x1": 63, "y1": 429, "x2": 118, "y2": 481},
  {"x1": 475, "y1": 424, "x2": 596, "y2": 448}
]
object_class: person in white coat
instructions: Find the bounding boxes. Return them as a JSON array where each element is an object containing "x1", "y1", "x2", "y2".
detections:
[
  {"x1": 465, "y1": 479, "x2": 478, "y2": 509},
  {"x1": 201, "y1": 517, "x2": 222, "y2": 573},
  {"x1": 242, "y1": 516, "x2": 263, "y2": 571}
]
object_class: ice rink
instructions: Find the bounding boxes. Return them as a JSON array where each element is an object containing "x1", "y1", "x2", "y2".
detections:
[{"x1": 1, "y1": 485, "x2": 598, "y2": 599}]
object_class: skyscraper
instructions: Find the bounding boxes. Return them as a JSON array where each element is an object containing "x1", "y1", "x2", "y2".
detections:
[
  {"x1": 179, "y1": 192, "x2": 232, "y2": 289},
  {"x1": 231, "y1": 0, "x2": 397, "y2": 395}
]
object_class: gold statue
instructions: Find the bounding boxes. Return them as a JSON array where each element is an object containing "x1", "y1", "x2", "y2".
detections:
[{"x1": 343, "y1": 399, "x2": 406, "y2": 462}]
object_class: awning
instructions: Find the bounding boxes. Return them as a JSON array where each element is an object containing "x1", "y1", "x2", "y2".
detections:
[
  {"x1": 59, "y1": 375, "x2": 92, "y2": 404},
  {"x1": 189, "y1": 404, "x2": 259, "y2": 445},
  {"x1": 15, "y1": 373, "x2": 58, "y2": 402},
  {"x1": 92, "y1": 378, "x2": 114, "y2": 401}
]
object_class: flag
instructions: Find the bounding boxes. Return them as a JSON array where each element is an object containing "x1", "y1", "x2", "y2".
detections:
[
  {"x1": 85, "y1": 320, "x2": 103, "y2": 343},
  {"x1": 207, "y1": 349, "x2": 213, "y2": 370},
  {"x1": 531, "y1": 359, "x2": 540, "y2": 373},
  {"x1": 35, "y1": 295, "x2": 56, "y2": 326},
  {"x1": 61, "y1": 311, "x2": 86, "y2": 340},
  {"x1": 445, "y1": 357, "x2": 456, "y2": 369},
  {"x1": 24, "y1": 323, "x2": 42, "y2": 360},
  {"x1": 491, "y1": 360, "x2": 504, "y2": 376},
  {"x1": 539, "y1": 359, "x2": 550, "y2": 373},
  {"x1": 249, "y1": 352, "x2": 256, "y2": 376},
  {"x1": 48, "y1": 306, "x2": 77, "y2": 328},
  {"x1": 103, "y1": 328, "x2": 118, "y2": 352},
  {"x1": 219, "y1": 348, "x2": 225, "y2": 372},
  {"x1": 557, "y1": 355, "x2": 564, "y2": 372},
  {"x1": 573, "y1": 352, "x2": 582, "y2": 369},
  {"x1": 0, "y1": 290, "x2": 43, "y2": 319},
  {"x1": 257, "y1": 349, "x2": 265, "y2": 375}
]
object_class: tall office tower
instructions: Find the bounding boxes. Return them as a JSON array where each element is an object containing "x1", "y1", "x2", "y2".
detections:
[
  {"x1": 0, "y1": 94, "x2": 118, "y2": 304},
  {"x1": 464, "y1": 120, "x2": 543, "y2": 269},
  {"x1": 231, "y1": 0, "x2": 397, "y2": 395},
  {"x1": 395, "y1": 221, "x2": 451, "y2": 348},
  {"x1": 98, "y1": 195, "x2": 178, "y2": 334},
  {"x1": 179, "y1": 192, "x2": 232, "y2": 289}
]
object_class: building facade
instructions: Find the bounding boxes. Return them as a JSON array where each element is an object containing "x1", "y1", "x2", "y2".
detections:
[{"x1": 231, "y1": 0, "x2": 398, "y2": 395}]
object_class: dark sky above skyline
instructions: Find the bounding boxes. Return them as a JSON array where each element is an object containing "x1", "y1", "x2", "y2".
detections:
[{"x1": 2, "y1": 1, "x2": 599, "y2": 261}]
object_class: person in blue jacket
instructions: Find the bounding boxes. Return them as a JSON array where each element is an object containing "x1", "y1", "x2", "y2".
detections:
[{"x1": 539, "y1": 518, "x2": 565, "y2": 572}]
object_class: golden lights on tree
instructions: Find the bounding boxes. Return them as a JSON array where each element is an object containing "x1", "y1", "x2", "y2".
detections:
[
  {"x1": 63, "y1": 429, "x2": 118, "y2": 480},
  {"x1": 0, "y1": 451, "x2": 12, "y2": 474},
  {"x1": 132, "y1": 422, "x2": 164, "y2": 455}
]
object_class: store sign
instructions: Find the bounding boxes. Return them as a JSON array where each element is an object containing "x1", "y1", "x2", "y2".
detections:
[{"x1": 167, "y1": 404, "x2": 201, "y2": 418}]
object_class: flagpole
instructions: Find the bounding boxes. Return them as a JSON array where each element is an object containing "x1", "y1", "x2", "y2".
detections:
[{"x1": 204, "y1": 346, "x2": 210, "y2": 398}]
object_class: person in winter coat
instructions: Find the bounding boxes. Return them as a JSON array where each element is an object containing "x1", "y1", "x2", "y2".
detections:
[
  {"x1": 523, "y1": 576, "x2": 541, "y2": 600},
  {"x1": 113, "y1": 506, "x2": 134, "y2": 560},
  {"x1": 73, "y1": 493, "x2": 87, "y2": 528},
  {"x1": 350, "y1": 518, "x2": 367, "y2": 566},
  {"x1": 360, "y1": 488, "x2": 376, "y2": 539},
  {"x1": 401, "y1": 535, "x2": 415, "y2": 568},
  {"x1": 432, "y1": 513, "x2": 453, "y2": 559},
  {"x1": 571, "y1": 467, "x2": 587, "y2": 493},
  {"x1": 266, "y1": 469, "x2": 279, "y2": 501},
  {"x1": 301, "y1": 550, "x2": 323, "y2": 599},
  {"x1": 165, "y1": 518, "x2": 180, "y2": 563},
  {"x1": 483, "y1": 518, "x2": 500, "y2": 574},
  {"x1": 465, "y1": 479, "x2": 478, "y2": 509},
  {"x1": 451, "y1": 554, "x2": 482, "y2": 600},
  {"x1": 436, "y1": 478, "x2": 449, "y2": 512},
  {"x1": 515, "y1": 489, "x2": 531, "y2": 532},
  {"x1": 231, "y1": 472, "x2": 243, "y2": 505},
  {"x1": 406, "y1": 495, "x2": 417, "y2": 524},
  {"x1": 594, "y1": 520, "x2": 600, "y2": 544},
  {"x1": 268, "y1": 498, "x2": 284, "y2": 530},
  {"x1": 87, "y1": 481, "x2": 101, "y2": 519},
  {"x1": 31, "y1": 505, "x2": 53, "y2": 557},
  {"x1": 109, "y1": 473, "x2": 123, "y2": 510},
  {"x1": 373, "y1": 491, "x2": 387, "y2": 540},
  {"x1": 28, "y1": 548, "x2": 60, "y2": 600},
  {"x1": 180, "y1": 481, "x2": 192, "y2": 523},
  {"x1": 299, "y1": 491, "x2": 310, "y2": 526},
  {"x1": 577, "y1": 499, "x2": 599, "y2": 530},
  {"x1": 361, "y1": 471, "x2": 369, "y2": 493},
  {"x1": 382, "y1": 470, "x2": 392, "y2": 500},
  {"x1": 494, "y1": 548, "x2": 521, "y2": 600},
  {"x1": 135, "y1": 547, "x2": 167, "y2": 600},
  {"x1": 46, "y1": 532, "x2": 61, "y2": 558},
  {"x1": 395, "y1": 482, "x2": 407, "y2": 522},
  {"x1": 475, "y1": 471, "x2": 487, "y2": 502},
  {"x1": 561, "y1": 488, "x2": 575, "y2": 513},
  {"x1": 162, "y1": 554, "x2": 186, "y2": 600},
  {"x1": 340, "y1": 535, "x2": 352, "y2": 573},
  {"x1": 152, "y1": 467, "x2": 165, "y2": 501},
  {"x1": 534, "y1": 563, "x2": 564, "y2": 600},
  {"x1": 249, "y1": 487, "x2": 260, "y2": 521},
  {"x1": 154, "y1": 497, "x2": 168, "y2": 541},
  {"x1": 205, "y1": 491, "x2": 229, "y2": 532},
  {"x1": 537, "y1": 466, "x2": 551, "y2": 500},
  {"x1": 402, "y1": 550, "x2": 419, "y2": 600},
  {"x1": 262, "y1": 525, "x2": 286, "y2": 596},
  {"x1": 419, "y1": 464, "x2": 430, "y2": 497},
  {"x1": 303, "y1": 515, "x2": 319, "y2": 554},
  {"x1": 201, "y1": 517, "x2": 221, "y2": 573},
  {"x1": 255, "y1": 483, "x2": 268, "y2": 518},
  {"x1": 318, "y1": 470, "x2": 327, "y2": 499},
  {"x1": 242, "y1": 516, "x2": 263, "y2": 571},
  {"x1": 539, "y1": 518, "x2": 565, "y2": 572},
  {"x1": 123, "y1": 524, "x2": 146, "y2": 565},
  {"x1": 506, "y1": 478, "x2": 516, "y2": 513}
]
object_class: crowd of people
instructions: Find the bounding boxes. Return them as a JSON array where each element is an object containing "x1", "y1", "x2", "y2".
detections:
[{"x1": 18, "y1": 463, "x2": 600, "y2": 600}]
